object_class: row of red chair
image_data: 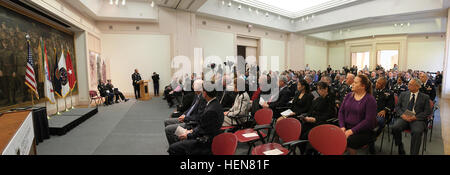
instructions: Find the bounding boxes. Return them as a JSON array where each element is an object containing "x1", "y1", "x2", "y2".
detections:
[{"x1": 212, "y1": 108, "x2": 348, "y2": 155}]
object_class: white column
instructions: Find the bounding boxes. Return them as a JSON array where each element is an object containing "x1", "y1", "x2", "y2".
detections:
[{"x1": 442, "y1": 9, "x2": 450, "y2": 99}]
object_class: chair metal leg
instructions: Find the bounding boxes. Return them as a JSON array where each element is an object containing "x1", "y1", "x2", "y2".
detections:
[
  {"x1": 429, "y1": 120, "x2": 434, "y2": 142},
  {"x1": 390, "y1": 134, "x2": 394, "y2": 155},
  {"x1": 247, "y1": 142, "x2": 254, "y2": 155},
  {"x1": 379, "y1": 128, "x2": 385, "y2": 152},
  {"x1": 422, "y1": 129, "x2": 428, "y2": 155},
  {"x1": 387, "y1": 124, "x2": 390, "y2": 142}
]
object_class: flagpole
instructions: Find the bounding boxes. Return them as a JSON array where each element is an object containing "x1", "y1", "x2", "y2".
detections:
[
  {"x1": 30, "y1": 90, "x2": 34, "y2": 108},
  {"x1": 55, "y1": 97, "x2": 61, "y2": 115},
  {"x1": 70, "y1": 90, "x2": 75, "y2": 109},
  {"x1": 64, "y1": 96, "x2": 69, "y2": 112}
]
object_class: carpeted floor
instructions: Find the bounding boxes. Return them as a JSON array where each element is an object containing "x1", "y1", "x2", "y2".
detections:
[{"x1": 37, "y1": 97, "x2": 445, "y2": 155}]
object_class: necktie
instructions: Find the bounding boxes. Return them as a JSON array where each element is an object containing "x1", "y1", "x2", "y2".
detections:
[
  {"x1": 186, "y1": 95, "x2": 199, "y2": 117},
  {"x1": 407, "y1": 93, "x2": 415, "y2": 111}
]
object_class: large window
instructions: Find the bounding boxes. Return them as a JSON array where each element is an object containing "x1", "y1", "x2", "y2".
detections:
[
  {"x1": 377, "y1": 50, "x2": 399, "y2": 70},
  {"x1": 351, "y1": 52, "x2": 370, "y2": 71}
]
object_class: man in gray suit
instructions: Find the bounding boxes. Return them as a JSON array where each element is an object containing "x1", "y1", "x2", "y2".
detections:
[{"x1": 392, "y1": 78, "x2": 432, "y2": 155}]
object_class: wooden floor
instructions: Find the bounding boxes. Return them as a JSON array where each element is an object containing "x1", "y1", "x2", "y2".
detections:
[{"x1": 440, "y1": 99, "x2": 450, "y2": 155}]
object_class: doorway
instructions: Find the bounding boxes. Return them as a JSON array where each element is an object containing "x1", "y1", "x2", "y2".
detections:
[
  {"x1": 377, "y1": 50, "x2": 399, "y2": 71},
  {"x1": 351, "y1": 51, "x2": 370, "y2": 71}
]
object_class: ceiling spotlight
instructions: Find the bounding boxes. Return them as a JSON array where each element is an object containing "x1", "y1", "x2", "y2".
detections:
[
  {"x1": 311, "y1": 15, "x2": 315, "y2": 19},
  {"x1": 255, "y1": 9, "x2": 259, "y2": 15},
  {"x1": 394, "y1": 23, "x2": 397, "y2": 27},
  {"x1": 400, "y1": 23, "x2": 404, "y2": 27},
  {"x1": 228, "y1": 1, "x2": 232, "y2": 7},
  {"x1": 222, "y1": 0, "x2": 225, "y2": 6},
  {"x1": 302, "y1": 17, "x2": 305, "y2": 22},
  {"x1": 151, "y1": 1, "x2": 154, "y2": 7},
  {"x1": 110, "y1": 0, "x2": 113, "y2": 5},
  {"x1": 249, "y1": 7, "x2": 252, "y2": 12},
  {"x1": 122, "y1": 0, "x2": 126, "y2": 6},
  {"x1": 115, "y1": 0, "x2": 119, "y2": 5},
  {"x1": 306, "y1": 16, "x2": 309, "y2": 20},
  {"x1": 265, "y1": 12, "x2": 269, "y2": 17},
  {"x1": 407, "y1": 22, "x2": 410, "y2": 27},
  {"x1": 238, "y1": 4, "x2": 241, "y2": 10}
]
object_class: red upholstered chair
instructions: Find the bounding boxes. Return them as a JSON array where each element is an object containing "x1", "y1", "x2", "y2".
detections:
[
  {"x1": 251, "y1": 118, "x2": 306, "y2": 155},
  {"x1": 89, "y1": 90, "x2": 102, "y2": 107},
  {"x1": 234, "y1": 108, "x2": 273, "y2": 155},
  {"x1": 212, "y1": 133, "x2": 238, "y2": 155},
  {"x1": 308, "y1": 124, "x2": 347, "y2": 155}
]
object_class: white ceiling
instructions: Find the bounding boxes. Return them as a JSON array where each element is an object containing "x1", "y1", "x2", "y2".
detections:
[
  {"x1": 233, "y1": 0, "x2": 364, "y2": 18},
  {"x1": 62, "y1": 0, "x2": 450, "y2": 40},
  {"x1": 253, "y1": 0, "x2": 333, "y2": 13}
]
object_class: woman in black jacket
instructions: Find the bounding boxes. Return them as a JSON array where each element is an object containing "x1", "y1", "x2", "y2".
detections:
[
  {"x1": 302, "y1": 82, "x2": 336, "y2": 139},
  {"x1": 277, "y1": 79, "x2": 313, "y2": 123}
]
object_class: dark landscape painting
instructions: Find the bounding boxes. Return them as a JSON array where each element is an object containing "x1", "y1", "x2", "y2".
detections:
[{"x1": 0, "y1": 5, "x2": 77, "y2": 109}]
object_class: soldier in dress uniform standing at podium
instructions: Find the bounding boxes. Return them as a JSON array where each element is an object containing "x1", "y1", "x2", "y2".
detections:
[{"x1": 132, "y1": 69, "x2": 142, "y2": 99}]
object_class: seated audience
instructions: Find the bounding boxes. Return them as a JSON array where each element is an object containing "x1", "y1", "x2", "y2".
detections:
[
  {"x1": 170, "y1": 85, "x2": 196, "y2": 118},
  {"x1": 217, "y1": 75, "x2": 237, "y2": 109},
  {"x1": 168, "y1": 89, "x2": 224, "y2": 155},
  {"x1": 276, "y1": 79, "x2": 313, "y2": 123},
  {"x1": 393, "y1": 76, "x2": 408, "y2": 96},
  {"x1": 419, "y1": 72, "x2": 436, "y2": 101},
  {"x1": 374, "y1": 77, "x2": 394, "y2": 136},
  {"x1": 98, "y1": 80, "x2": 114, "y2": 105},
  {"x1": 337, "y1": 73, "x2": 354, "y2": 107},
  {"x1": 392, "y1": 78, "x2": 432, "y2": 155},
  {"x1": 261, "y1": 75, "x2": 292, "y2": 119},
  {"x1": 223, "y1": 78, "x2": 251, "y2": 127},
  {"x1": 338, "y1": 74, "x2": 377, "y2": 155},
  {"x1": 164, "y1": 80, "x2": 206, "y2": 145},
  {"x1": 105, "y1": 79, "x2": 129, "y2": 103},
  {"x1": 301, "y1": 82, "x2": 336, "y2": 140}
]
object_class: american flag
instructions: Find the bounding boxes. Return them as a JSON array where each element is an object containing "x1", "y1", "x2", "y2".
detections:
[{"x1": 25, "y1": 39, "x2": 39, "y2": 99}]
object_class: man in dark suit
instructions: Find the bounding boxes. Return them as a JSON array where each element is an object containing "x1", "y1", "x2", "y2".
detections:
[
  {"x1": 392, "y1": 78, "x2": 432, "y2": 155},
  {"x1": 131, "y1": 69, "x2": 142, "y2": 99},
  {"x1": 419, "y1": 72, "x2": 436, "y2": 101},
  {"x1": 164, "y1": 80, "x2": 206, "y2": 145},
  {"x1": 168, "y1": 89, "x2": 224, "y2": 155},
  {"x1": 262, "y1": 75, "x2": 291, "y2": 119},
  {"x1": 152, "y1": 72, "x2": 160, "y2": 96}
]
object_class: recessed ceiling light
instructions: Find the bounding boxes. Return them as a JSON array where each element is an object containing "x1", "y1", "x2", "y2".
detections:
[
  {"x1": 151, "y1": 1, "x2": 154, "y2": 7},
  {"x1": 228, "y1": 1, "x2": 232, "y2": 7},
  {"x1": 265, "y1": 12, "x2": 269, "y2": 17},
  {"x1": 238, "y1": 4, "x2": 241, "y2": 10}
]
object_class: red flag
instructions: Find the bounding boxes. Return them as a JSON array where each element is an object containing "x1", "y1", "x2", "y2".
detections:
[{"x1": 66, "y1": 50, "x2": 76, "y2": 91}]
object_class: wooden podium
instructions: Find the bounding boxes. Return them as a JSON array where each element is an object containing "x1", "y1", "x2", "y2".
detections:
[
  {"x1": 0, "y1": 111, "x2": 36, "y2": 155},
  {"x1": 139, "y1": 80, "x2": 151, "y2": 101}
]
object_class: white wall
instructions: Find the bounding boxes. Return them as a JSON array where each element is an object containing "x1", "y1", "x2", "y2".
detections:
[
  {"x1": 197, "y1": 29, "x2": 235, "y2": 66},
  {"x1": 407, "y1": 35, "x2": 445, "y2": 72},
  {"x1": 305, "y1": 39, "x2": 328, "y2": 71},
  {"x1": 328, "y1": 45, "x2": 346, "y2": 71},
  {"x1": 102, "y1": 34, "x2": 171, "y2": 95},
  {"x1": 261, "y1": 38, "x2": 286, "y2": 72}
]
